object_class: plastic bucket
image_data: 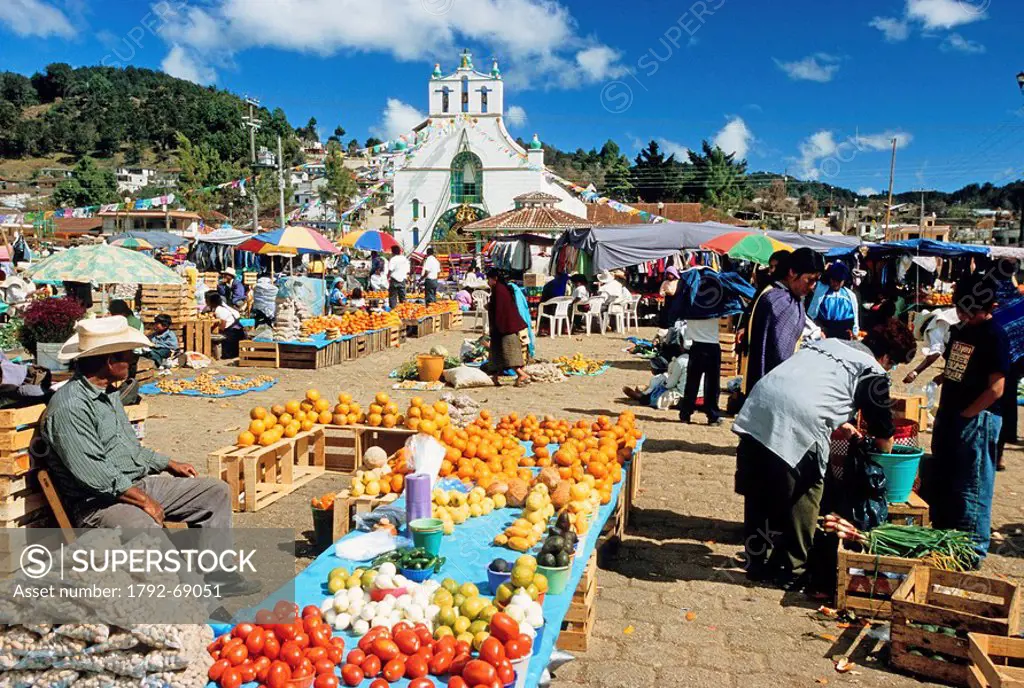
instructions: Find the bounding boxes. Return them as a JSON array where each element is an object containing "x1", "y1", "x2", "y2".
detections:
[
  {"x1": 487, "y1": 566, "x2": 512, "y2": 595},
  {"x1": 401, "y1": 565, "x2": 434, "y2": 583},
  {"x1": 870, "y1": 445, "x2": 924, "y2": 503},
  {"x1": 409, "y1": 518, "x2": 444, "y2": 555},
  {"x1": 416, "y1": 354, "x2": 445, "y2": 382},
  {"x1": 536, "y1": 564, "x2": 570, "y2": 595},
  {"x1": 311, "y1": 506, "x2": 334, "y2": 553}
]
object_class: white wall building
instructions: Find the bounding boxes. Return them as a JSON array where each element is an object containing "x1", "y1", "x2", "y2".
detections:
[
  {"x1": 115, "y1": 167, "x2": 178, "y2": 193},
  {"x1": 391, "y1": 50, "x2": 586, "y2": 250}
]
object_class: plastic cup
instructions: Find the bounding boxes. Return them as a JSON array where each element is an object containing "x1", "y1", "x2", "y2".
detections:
[
  {"x1": 487, "y1": 566, "x2": 512, "y2": 595},
  {"x1": 409, "y1": 517, "x2": 445, "y2": 556}
]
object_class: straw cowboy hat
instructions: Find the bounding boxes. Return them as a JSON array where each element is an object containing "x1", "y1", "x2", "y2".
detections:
[
  {"x1": 58, "y1": 316, "x2": 152, "y2": 362},
  {"x1": 463, "y1": 274, "x2": 488, "y2": 290},
  {"x1": 597, "y1": 271, "x2": 616, "y2": 284},
  {"x1": 220, "y1": 267, "x2": 237, "y2": 278}
]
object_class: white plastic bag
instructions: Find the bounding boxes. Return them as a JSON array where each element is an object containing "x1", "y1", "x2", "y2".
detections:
[
  {"x1": 183, "y1": 352, "x2": 212, "y2": 369},
  {"x1": 334, "y1": 530, "x2": 411, "y2": 561},
  {"x1": 406, "y1": 434, "x2": 445, "y2": 489}
]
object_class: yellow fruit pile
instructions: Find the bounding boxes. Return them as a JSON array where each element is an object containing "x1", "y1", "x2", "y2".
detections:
[
  {"x1": 494, "y1": 484, "x2": 554, "y2": 551},
  {"x1": 350, "y1": 468, "x2": 405, "y2": 498},
  {"x1": 432, "y1": 486, "x2": 505, "y2": 534},
  {"x1": 554, "y1": 353, "x2": 605, "y2": 375},
  {"x1": 237, "y1": 389, "x2": 329, "y2": 446}
]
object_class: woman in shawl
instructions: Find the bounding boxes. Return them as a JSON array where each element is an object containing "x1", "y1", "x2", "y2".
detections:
[{"x1": 485, "y1": 269, "x2": 531, "y2": 387}]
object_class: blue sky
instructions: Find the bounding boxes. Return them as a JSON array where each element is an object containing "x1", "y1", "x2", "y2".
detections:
[{"x1": 1, "y1": 0, "x2": 1022, "y2": 194}]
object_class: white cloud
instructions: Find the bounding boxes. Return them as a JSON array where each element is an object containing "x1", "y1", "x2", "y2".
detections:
[
  {"x1": 156, "y1": 0, "x2": 623, "y2": 91},
  {"x1": 505, "y1": 105, "x2": 528, "y2": 128},
  {"x1": 656, "y1": 138, "x2": 689, "y2": 160},
  {"x1": 0, "y1": 0, "x2": 73, "y2": 38},
  {"x1": 712, "y1": 117, "x2": 753, "y2": 159},
  {"x1": 941, "y1": 33, "x2": 985, "y2": 53},
  {"x1": 869, "y1": 16, "x2": 910, "y2": 42},
  {"x1": 794, "y1": 129, "x2": 912, "y2": 180},
  {"x1": 161, "y1": 44, "x2": 217, "y2": 84},
  {"x1": 370, "y1": 98, "x2": 425, "y2": 141},
  {"x1": 857, "y1": 187, "x2": 880, "y2": 196},
  {"x1": 773, "y1": 53, "x2": 840, "y2": 83},
  {"x1": 574, "y1": 46, "x2": 626, "y2": 81},
  {"x1": 907, "y1": 0, "x2": 986, "y2": 30}
]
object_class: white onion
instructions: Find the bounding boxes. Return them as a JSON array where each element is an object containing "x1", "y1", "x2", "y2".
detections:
[
  {"x1": 333, "y1": 596, "x2": 349, "y2": 613},
  {"x1": 378, "y1": 562, "x2": 398, "y2": 578},
  {"x1": 334, "y1": 613, "x2": 352, "y2": 631},
  {"x1": 352, "y1": 619, "x2": 369, "y2": 635}
]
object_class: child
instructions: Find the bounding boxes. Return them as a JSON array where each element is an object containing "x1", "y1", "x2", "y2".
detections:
[
  {"x1": 348, "y1": 288, "x2": 366, "y2": 309},
  {"x1": 928, "y1": 271, "x2": 1009, "y2": 562},
  {"x1": 144, "y1": 314, "x2": 179, "y2": 367},
  {"x1": 455, "y1": 285, "x2": 473, "y2": 311}
]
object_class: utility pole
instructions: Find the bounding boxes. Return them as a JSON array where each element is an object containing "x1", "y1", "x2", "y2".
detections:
[
  {"x1": 884, "y1": 137, "x2": 897, "y2": 241},
  {"x1": 277, "y1": 135, "x2": 286, "y2": 229},
  {"x1": 920, "y1": 190, "x2": 925, "y2": 226},
  {"x1": 243, "y1": 97, "x2": 262, "y2": 231}
]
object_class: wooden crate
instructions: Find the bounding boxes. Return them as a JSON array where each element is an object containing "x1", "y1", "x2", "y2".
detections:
[
  {"x1": 352, "y1": 334, "x2": 369, "y2": 359},
  {"x1": 278, "y1": 342, "x2": 342, "y2": 370},
  {"x1": 891, "y1": 567, "x2": 1020, "y2": 686},
  {"x1": 387, "y1": 326, "x2": 401, "y2": 349},
  {"x1": 565, "y1": 551, "x2": 598, "y2": 624},
  {"x1": 405, "y1": 317, "x2": 434, "y2": 338},
  {"x1": 623, "y1": 446, "x2": 642, "y2": 526},
  {"x1": 360, "y1": 427, "x2": 415, "y2": 460},
  {"x1": 183, "y1": 319, "x2": 214, "y2": 357},
  {"x1": 968, "y1": 634, "x2": 1024, "y2": 688},
  {"x1": 243, "y1": 272, "x2": 256, "y2": 287},
  {"x1": 557, "y1": 592, "x2": 595, "y2": 652},
  {"x1": 888, "y1": 492, "x2": 931, "y2": 527},
  {"x1": 239, "y1": 340, "x2": 279, "y2": 368},
  {"x1": 836, "y1": 540, "x2": 918, "y2": 619},
  {"x1": 324, "y1": 425, "x2": 362, "y2": 473},
  {"x1": 207, "y1": 428, "x2": 325, "y2": 512},
  {"x1": 331, "y1": 491, "x2": 400, "y2": 539},
  {"x1": 892, "y1": 393, "x2": 929, "y2": 433}
]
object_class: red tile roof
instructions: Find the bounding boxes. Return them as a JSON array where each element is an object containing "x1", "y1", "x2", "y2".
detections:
[{"x1": 464, "y1": 205, "x2": 591, "y2": 232}]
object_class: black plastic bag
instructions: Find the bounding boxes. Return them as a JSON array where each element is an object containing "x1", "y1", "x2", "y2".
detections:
[{"x1": 840, "y1": 438, "x2": 888, "y2": 531}]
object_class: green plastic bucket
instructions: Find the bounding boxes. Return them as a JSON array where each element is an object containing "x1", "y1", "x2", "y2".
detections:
[
  {"x1": 536, "y1": 564, "x2": 571, "y2": 595},
  {"x1": 870, "y1": 444, "x2": 924, "y2": 503},
  {"x1": 409, "y1": 518, "x2": 444, "y2": 556}
]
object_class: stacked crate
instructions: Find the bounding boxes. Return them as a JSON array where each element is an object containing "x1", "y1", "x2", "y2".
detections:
[
  {"x1": 558, "y1": 551, "x2": 597, "y2": 652},
  {"x1": 719, "y1": 317, "x2": 740, "y2": 381},
  {"x1": 139, "y1": 284, "x2": 195, "y2": 343}
]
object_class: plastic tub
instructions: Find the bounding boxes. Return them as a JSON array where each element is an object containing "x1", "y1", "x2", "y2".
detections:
[
  {"x1": 487, "y1": 566, "x2": 512, "y2": 595},
  {"x1": 409, "y1": 518, "x2": 444, "y2": 556},
  {"x1": 870, "y1": 444, "x2": 924, "y2": 503},
  {"x1": 401, "y1": 565, "x2": 434, "y2": 583},
  {"x1": 536, "y1": 564, "x2": 570, "y2": 595},
  {"x1": 416, "y1": 354, "x2": 445, "y2": 382}
]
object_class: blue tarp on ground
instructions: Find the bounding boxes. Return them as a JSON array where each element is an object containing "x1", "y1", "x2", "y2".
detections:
[
  {"x1": 208, "y1": 439, "x2": 642, "y2": 688},
  {"x1": 139, "y1": 375, "x2": 277, "y2": 398}
]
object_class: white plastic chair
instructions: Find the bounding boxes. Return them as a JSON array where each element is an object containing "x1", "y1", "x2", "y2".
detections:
[
  {"x1": 602, "y1": 296, "x2": 629, "y2": 334},
  {"x1": 537, "y1": 297, "x2": 575, "y2": 337},
  {"x1": 471, "y1": 290, "x2": 490, "y2": 333},
  {"x1": 624, "y1": 294, "x2": 641, "y2": 332},
  {"x1": 577, "y1": 296, "x2": 607, "y2": 335}
]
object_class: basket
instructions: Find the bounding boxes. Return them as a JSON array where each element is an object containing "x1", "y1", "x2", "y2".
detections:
[
  {"x1": 829, "y1": 418, "x2": 920, "y2": 480},
  {"x1": 870, "y1": 444, "x2": 925, "y2": 503}
]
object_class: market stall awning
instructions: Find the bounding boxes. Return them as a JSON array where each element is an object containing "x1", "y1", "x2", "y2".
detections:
[
  {"x1": 27, "y1": 243, "x2": 184, "y2": 285},
  {"x1": 107, "y1": 230, "x2": 189, "y2": 249},
  {"x1": 702, "y1": 232, "x2": 792, "y2": 265},
  {"x1": 194, "y1": 228, "x2": 254, "y2": 246},
  {"x1": 237, "y1": 226, "x2": 339, "y2": 255},
  {"x1": 864, "y1": 238, "x2": 990, "y2": 258}
]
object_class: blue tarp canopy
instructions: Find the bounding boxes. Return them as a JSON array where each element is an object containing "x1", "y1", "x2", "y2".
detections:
[
  {"x1": 865, "y1": 239, "x2": 990, "y2": 258},
  {"x1": 106, "y1": 230, "x2": 189, "y2": 249}
]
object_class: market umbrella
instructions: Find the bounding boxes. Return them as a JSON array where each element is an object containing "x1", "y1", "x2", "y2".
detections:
[
  {"x1": 109, "y1": 236, "x2": 154, "y2": 251},
  {"x1": 236, "y1": 226, "x2": 339, "y2": 255},
  {"x1": 27, "y1": 243, "x2": 184, "y2": 285},
  {"x1": 702, "y1": 231, "x2": 792, "y2": 265},
  {"x1": 338, "y1": 230, "x2": 399, "y2": 252}
]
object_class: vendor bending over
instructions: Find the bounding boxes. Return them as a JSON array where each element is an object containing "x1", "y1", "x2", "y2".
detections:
[
  {"x1": 42, "y1": 317, "x2": 231, "y2": 529},
  {"x1": 732, "y1": 320, "x2": 916, "y2": 590}
]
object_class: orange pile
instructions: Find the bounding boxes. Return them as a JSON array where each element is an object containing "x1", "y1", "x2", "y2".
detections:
[
  {"x1": 237, "y1": 389, "x2": 330, "y2": 446},
  {"x1": 364, "y1": 391, "x2": 402, "y2": 428},
  {"x1": 302, "y1": 311, "x2": 400, "y2": 335},
  {"x1": 402, "y1": 397, "x2": 453, "y2": 436},
  {"x1": 330, "y1": 392, "x2": 365, "y2": 426},
  {"x1": 391, "y1": 300, "x2": 459, "y2": 319}
]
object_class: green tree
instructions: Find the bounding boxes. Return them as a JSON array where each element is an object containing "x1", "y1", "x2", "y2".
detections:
[
  {"x1": 52, "y1": 157, "x2": 118, "y2": 207},
  {"x1": 631, "y1": 140, "x2": 683, "y2": 203},
  {"x1": 364, "y1": 137, "x2": 384, "y2": 149},
  {"x1": 798, "y1": 193, "x2": 818, "y2": 217},
  {"x1": 327, "y1": 125, "x2": 346, "y2": 143},
  {"x1": 320, "y1": 145, "x2": 358, "y2": 218},
  {"x1": 346, "y1": 138, "x2": 360, "y2": 154},
  {"x1": 685, "y1": 140, "x2": 748, "y2": 207},
  {"x1": 0, "y1": 73, "x2": 37, "y2": 107}
]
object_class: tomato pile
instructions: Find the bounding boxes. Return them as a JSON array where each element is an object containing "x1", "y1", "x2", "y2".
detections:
[{"x1": 207, "y1": 604, "x2": 344, "y2": 688}]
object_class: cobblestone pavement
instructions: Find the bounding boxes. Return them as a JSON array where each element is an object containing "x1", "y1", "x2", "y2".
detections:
[{"x1": 148, "y1": 326, "x2": 1024, "y2": 688}]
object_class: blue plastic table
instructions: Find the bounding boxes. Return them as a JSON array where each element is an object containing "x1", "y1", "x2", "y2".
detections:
[{"x1": 210, "y1": 443, "x2": 640, "y2": 688}]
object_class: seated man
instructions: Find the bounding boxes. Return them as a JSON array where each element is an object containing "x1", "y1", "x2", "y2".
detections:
[
  {"x1": 42, "y1": 316, "x2": 232, "y2": 532},
  {"x1": 142, "y1": 313, "x2": 179, "y2": 368}
]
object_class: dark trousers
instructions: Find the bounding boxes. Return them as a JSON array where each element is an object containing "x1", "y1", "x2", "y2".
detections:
[
  {"x1": 389, "y1": 280, "x2": 406, "y2": 309},
  {"x1": 221, "y1": 327, "x2": 244, "y2": 359},
  {"x1": 679, "y1": 342, "x2": 721, "y2": 420},
  {"x1": 142, "y1": 347, "x2": 174, "y2": 366},
  {"x1": 424, "y1": 279, "x2": 438, "y2": 305},
  {"x1": 737, "y1": 437, "x2": 824, "y2": 577}
]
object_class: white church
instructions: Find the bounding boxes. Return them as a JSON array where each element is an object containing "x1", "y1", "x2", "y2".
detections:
[{"x1": 390, "y1": 50, "x2": 587, "y2": 250}]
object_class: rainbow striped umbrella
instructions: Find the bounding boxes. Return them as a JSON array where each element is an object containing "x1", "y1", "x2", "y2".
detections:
[
  {"x1": 237, "y1": 226, "x2": 339, "y2": 255},
  {"x1": 338, "y1": 230, "x2": 399, "y2": 252},
  {"x1": 702, "y1": 231, "x2": 792, "y2": 265}
]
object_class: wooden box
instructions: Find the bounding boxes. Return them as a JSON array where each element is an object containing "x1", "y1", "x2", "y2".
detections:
[
  {"x1": 558, "y1": 592, "x2": 595, "y2": 652},
  {"x1": 239, "y1": 340, "x2": 279, "y2": 368},
  {"x1": 405, "y1": 317, "x2": 434, "y2": 338},
  {"x1": 324, "y1": 425, "x2": 362, "y2": 473},
  {"x1": 888, "y1": 492, "x2": 931, "y2": 527},
  {"x1": 623, "y1": 446, "x2": 642, "y2": 526},
  {"x1": 836, "y1": 540, "x2": 918, "y2": 619},
  {"x1": 183, "y1": 319, "x2": 214, "y2": 357},
  {"x1": 351, "y1": 334, "x2": 369, "y2": 360},
  {"x1": 360, "y1": 427, "x2": 415, "y2": 461},
  {"x1": 892, "y1": 393, "x2": 929, "y2": 432},
  {"x1": 331, "y1": 491, "x2": 400, "y2": 539},
  {"x1": 278, "y1": 342, "x2": 342, "y2": 370},
  {"x1": 969, "y1": 634, "x2": 1024, "y2": 688},
  {"x1": 387, "y1": 326, "x2": 400, "y2": 349},
  {"x1": 565, "y1": 551, "x2": 597, "y2": 624},
  {"x1": 891, "y1": 567, "x2": 1021, "y2": 686}
]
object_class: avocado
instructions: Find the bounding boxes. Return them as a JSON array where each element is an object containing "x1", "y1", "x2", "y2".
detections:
[
  {"x1": 490, "y1": 558, "x2": 509, "y2": 572},
  {"x1": 539, "y1": 552, "x2": 557, "y2": 567},
  {"x1": 556, "y1": 513, "x2": 571, "y2": 531},
  {"x1": 546, "y1": 536, "x2": 565, "y2": 552},
  {"x1": 555, "y1": 551, "x2": 570, "y2": 567}
]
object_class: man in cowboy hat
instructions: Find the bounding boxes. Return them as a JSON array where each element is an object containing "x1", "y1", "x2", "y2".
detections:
[
  {"x1": 41, "y1": 316, "x2": 232, "y2": 532},
  {"x1": 217, "y1": 267, "x2": 246, "y2": 309}
]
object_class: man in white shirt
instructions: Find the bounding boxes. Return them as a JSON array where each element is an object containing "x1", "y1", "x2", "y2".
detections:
[
  {"x1": 596, "y1": 271, "x2": 630, "y2": 307},
  {"x1": 421, "y1": 248, "x2": 441, "y2": 305},
  {"x1": 387, "y1": 245, "x2": 411, "y2": 309}
]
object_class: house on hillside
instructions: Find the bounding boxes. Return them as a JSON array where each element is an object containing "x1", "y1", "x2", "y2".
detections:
[
  {"x1": 98, "y1": 209, "x2": 200, "y2": 235},
  {"x1": 115, "y1": 167, "x2": 179, "y2": 193},
  {"x1": 391, "y1": 50, "x2": 586, "y2": 251}
]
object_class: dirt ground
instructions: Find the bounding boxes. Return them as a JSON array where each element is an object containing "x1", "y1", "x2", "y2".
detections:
[{"x1": 146, "y1": 327, "x2": 1024, "y2": 688}]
